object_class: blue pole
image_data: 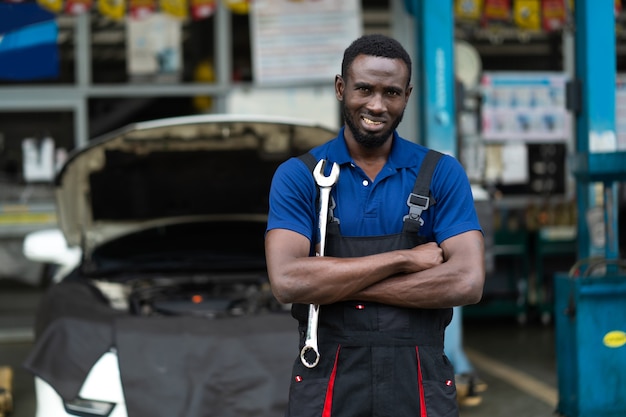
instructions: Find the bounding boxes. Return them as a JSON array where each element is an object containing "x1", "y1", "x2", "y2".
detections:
[
  {"x1": 406, "y1": 0, "x2": 457, "y2": 155},
  {"x1": 573, "y1": 0, "x2": 618, "y2": 262}
]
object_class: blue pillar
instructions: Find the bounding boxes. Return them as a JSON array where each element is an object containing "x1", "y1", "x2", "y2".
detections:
[
  {"x1": 405, "y1": 0, "x2": 456, "y2": 155},
  {"x1": 404, "y1": 0, "x2": 473, "y2": 378},
  {"x1": 571, "y1": 0, "x2": 625, "y2": 263}
]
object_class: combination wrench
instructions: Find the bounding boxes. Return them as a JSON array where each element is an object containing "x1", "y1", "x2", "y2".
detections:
[{"x1": 300, "y1": 159, "x2": 340, "y2": 368}]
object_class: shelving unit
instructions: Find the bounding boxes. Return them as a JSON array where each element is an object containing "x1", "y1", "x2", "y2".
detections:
[
  {"x1": 1, "y1": 8, "x2": 234, "y2": 148},
  {"x1": 0, "y1": 7, "x2": 239, "y2": 242}
]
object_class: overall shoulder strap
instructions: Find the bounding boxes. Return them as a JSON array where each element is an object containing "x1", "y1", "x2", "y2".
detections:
[
  {"x1": 403, "y1": 150, "x2": 443, "y2": 233},
  {"x1": 297, "y1": 152, "x2": 318, "y2": 172}
]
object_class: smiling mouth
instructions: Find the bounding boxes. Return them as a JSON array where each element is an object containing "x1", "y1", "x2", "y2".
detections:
[{"x1": 362, "y1": 116, "x2": 383, "y2": 126}]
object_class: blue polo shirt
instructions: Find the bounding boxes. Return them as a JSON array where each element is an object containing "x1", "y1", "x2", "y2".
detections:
[{"x1": 267, "y1": 128, "x2": 481, "y2": 245}]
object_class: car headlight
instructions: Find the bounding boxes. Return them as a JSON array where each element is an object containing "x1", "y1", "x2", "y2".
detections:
[{"x1": 64, "y1": 397, "x2": 116, "y2": 417}]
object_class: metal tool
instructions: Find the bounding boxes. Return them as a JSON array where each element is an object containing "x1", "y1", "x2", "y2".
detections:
[{"x1": 300, "y1": 159, "x2": 339, "y2": 368}]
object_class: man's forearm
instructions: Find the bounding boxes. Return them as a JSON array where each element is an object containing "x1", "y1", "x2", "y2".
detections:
[
  {"x1": 344, "y1": 261, "x2": 483, "y2": 309},
  {"x1": 270, "y1": 251, "x2": 408, "y2": 305},
  {"x1": 266, "y1": 230, "x2": 446, "y2": 305}
]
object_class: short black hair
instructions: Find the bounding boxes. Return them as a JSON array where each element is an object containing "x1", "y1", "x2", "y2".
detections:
[{"x1": 341, "y1": 34, "x2": 412, "y2": 85}]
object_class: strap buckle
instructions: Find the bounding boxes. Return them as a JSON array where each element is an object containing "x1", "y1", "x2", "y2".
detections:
[{"x1": 403, "y1": 193, "x2": 430, "y2": 226}]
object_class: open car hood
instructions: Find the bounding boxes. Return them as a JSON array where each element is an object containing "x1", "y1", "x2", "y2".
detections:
[{"x1": 56, "y1": 114, "x2": 336, "y2": 257}]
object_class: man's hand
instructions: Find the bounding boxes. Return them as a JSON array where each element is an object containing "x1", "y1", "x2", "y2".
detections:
[
  {"x1": 356, "y1": 231, "x2": 485, "y2": 308},
  {"x1": 401, "y1": 242, "x2": 444, "y2": 273}
]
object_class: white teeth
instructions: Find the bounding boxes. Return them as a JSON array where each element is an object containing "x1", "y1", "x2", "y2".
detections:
[{"x1": 363, "y1": 117, "x2": 382, "y2": 125}]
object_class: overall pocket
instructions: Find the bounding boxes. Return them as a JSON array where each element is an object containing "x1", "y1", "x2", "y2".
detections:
[{"x1": 286, "y1": 345, "x2": 341, "y2": 417}]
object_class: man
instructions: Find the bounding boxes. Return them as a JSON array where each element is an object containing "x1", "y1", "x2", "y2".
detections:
[{"x1": 265, "y1": 34, "x2": 485, "y2": 417}]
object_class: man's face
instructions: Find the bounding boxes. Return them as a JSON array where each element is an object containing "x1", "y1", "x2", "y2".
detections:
[{"x1": 336, "y1": 54, "x2": 412, "y2": 149}]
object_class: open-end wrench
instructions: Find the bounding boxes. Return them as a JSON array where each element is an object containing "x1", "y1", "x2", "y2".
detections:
[{"x1": 300, "y1": 159, "x2": 340, "y2": 368}]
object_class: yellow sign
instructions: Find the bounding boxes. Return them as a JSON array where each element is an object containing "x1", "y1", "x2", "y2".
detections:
[
  {"x1": 225, "y1": 0, "x2": 249, "y2": 14},
  {"x1": 160, "y1": 0, "x2": 189, "y2": 18},
  {"x1": 455, "y1": 0, "x2": 484, "y2": 21},
  {"x1": 514, "y1": 0, "x2": 540, "y2": 30},
  {"x1": 38, "y1": 0, "x2": 64, "y2": 13},
  {"x1": 603, "y1": 330, "x2": 626, "y2": 348},
  {"x1": 99, "y1": 0, "x2": 126, "y2": 20}
]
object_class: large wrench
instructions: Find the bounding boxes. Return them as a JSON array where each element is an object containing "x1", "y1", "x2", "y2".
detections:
[{"x1": 300, "y1": 159, "x2": 340, "y2": 368}]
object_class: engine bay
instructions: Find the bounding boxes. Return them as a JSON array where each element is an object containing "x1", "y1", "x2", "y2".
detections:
[{"x1": 91, "y1": 273, "x2": 284, "y2": 318}]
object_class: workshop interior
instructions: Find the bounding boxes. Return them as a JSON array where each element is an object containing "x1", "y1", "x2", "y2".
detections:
[{"x1": 1, "y1": 1, "x2": 626, "y2": 417}]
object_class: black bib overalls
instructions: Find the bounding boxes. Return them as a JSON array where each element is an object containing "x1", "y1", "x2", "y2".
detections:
[{"x1": 286, "y1": 152, "x2": 458, "y2": 417}]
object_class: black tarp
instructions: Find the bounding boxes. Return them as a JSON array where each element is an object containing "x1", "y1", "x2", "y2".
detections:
[{"x1": 23, "y1": 281, "x2": 298, "y2": 417}]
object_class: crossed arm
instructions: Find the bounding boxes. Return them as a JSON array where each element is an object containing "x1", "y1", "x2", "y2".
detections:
[{"x1": 264, "y1": 228, "x2": 485, "y2": 309}]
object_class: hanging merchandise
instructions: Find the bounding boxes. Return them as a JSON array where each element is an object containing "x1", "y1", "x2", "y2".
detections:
[
  {"x1": 455, "y1": 0, "x2": 484, "y2": 22},
  {"x1": 129, "y1": 0, "x2": 156, "y2": 19},
  {"x1": 98, "y1": 0, "x2": 125, "y2": 20},
  {"x1": 482, "y1": 0, "x2": 511, "y2": 23},
  {"x1": 37, "y1": 0, "x2": 64, "y2": 13},
  {"x1": 160, "y1": 0, "x2": 188, "y2": 18},
  {"x1": 616, "y1": 0, "x2": 622, "y2": 16},
  {"x1": 514, "y1": 0, "x2": 540, "y2": 30},
  {"x1": 22, "y1": 137, "x2": 56, "y2": 183},
  {"x1": 126, "y1": 12, "x2": 182, "y2": 80},
  {"x1": 64, "y1": 0, "x2": 93, "y2": 15},
  {"x1": 225, "y1": 0, "x2": 249, "y2": 14},
  {"x1": 190, "y1": 0, "x2": 215, "y2": 20},
  {"x1": 541, "y1": 0, "x2": 566, "y2": 31}
]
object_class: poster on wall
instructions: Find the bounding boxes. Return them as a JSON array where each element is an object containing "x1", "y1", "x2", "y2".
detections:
[
  {"x1": 480, "y1": 72, "x2": 571, "y2": 142},
  {"x1": 250, "y1": 0, "x2": 362, "y2": 85}
]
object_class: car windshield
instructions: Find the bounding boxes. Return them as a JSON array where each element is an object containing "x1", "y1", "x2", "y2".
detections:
[{"x1": 85, "y1": 220, "x2": 268, "y2": 275}]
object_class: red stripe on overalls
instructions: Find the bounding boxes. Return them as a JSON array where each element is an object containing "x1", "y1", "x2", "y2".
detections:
[
  {"x1": 321, "y1": 346, "x2": 341, "y2": 417},
  {"x1": 415, "y1": 346, "x2": 428, "y2": 417}
]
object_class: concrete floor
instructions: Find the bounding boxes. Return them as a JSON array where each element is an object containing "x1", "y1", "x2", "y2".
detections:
[{"x1": 0, "y1": 279, "x2": 561, "y2": 417}]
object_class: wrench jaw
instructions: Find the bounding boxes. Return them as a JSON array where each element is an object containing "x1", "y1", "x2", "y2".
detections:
[{"x1": 312, "y1": 160, "x2": 340, "y2": 187}]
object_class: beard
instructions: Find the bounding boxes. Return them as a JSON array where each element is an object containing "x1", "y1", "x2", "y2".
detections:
[{"x1": 341, "y1": 100, "x2": 404, "y2": 149}]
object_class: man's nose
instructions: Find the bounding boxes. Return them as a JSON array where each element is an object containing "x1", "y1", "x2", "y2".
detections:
[{"x1": 366, "y1": 93, "x2": 386, "y2": 113}]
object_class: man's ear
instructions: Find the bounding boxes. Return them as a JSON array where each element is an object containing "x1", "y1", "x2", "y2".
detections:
[{"x1": 335, "y1": 74, "x2": 344, "y2": 101}]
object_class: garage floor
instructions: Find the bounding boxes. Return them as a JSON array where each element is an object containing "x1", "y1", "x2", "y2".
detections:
[{"x1": 0, "y1": 279, "x2": 559, "y2": 417}]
